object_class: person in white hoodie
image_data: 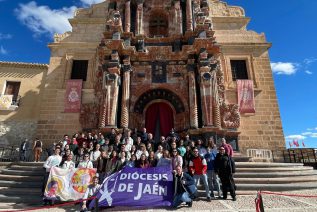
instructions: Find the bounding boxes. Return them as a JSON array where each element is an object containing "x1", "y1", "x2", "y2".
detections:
[{"x1": 42, "y1": 147, "x2": 62, "y2": 194}]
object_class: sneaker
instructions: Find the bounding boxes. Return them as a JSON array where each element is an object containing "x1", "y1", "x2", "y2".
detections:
[
  {"x1": 207, "y1": 197, "x2": 211, "y2": 202},
  {"x1": 187, "y1": 201, "x2": 193, "y2": 207},
  {"x1": 232, "y1": 197, "x2": 237, "y2": 201}
]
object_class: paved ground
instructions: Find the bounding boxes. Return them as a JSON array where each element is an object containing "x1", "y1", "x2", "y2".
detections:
[{"x1": 1, "y1": 190, "x2": 317, "y2": 212}]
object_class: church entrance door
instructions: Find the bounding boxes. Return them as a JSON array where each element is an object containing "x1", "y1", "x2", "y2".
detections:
[{"x1": 145, "y1": 102, "x2": 174, "y2": 141}]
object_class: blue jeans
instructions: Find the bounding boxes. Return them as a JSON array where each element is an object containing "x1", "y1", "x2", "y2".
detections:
[
  {"x1": 173, "y1": 192, "x2": 192, "y2": 207},
  {"x1": 207, "y1": 170, "x2": 221, "y2": 197},
  {"x1": 194, "y1": 174, "x2": 210, "y2": 198}
]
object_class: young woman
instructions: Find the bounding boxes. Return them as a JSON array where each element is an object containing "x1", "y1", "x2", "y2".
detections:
[
  {"x1": 157, "y1": 150, "x2": 172, "y2": 168},
  {"x1": 148, "y1": 151, "x2": 157, "y2": 167},
  {"x1": 136, "y1": 153, "x2": 150, "y2": 168}
]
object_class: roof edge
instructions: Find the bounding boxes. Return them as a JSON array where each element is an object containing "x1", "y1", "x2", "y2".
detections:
[{"x1": 0, "y1": 61, "x2": 49, "y2": 69}]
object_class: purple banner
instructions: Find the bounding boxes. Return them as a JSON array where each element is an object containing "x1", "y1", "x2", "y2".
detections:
[{"x1": 91, "y1": 166, "x2": 173, "y2": 208}]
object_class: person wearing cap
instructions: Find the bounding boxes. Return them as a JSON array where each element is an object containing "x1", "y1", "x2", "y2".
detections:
[
  {"x1": 215, "y1": 146, "x2": 236, "y2": 201},
  {"x1": 78, "y1": 153, "x2": 94, "y2": 169}
]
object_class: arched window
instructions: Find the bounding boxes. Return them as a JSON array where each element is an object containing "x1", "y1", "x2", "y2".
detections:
[{"x1": 149, "y1": 11, "x2": 168, "y2": 37}]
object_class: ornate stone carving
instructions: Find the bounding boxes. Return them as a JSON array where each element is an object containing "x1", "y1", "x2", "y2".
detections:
[
  {"x1": 221, "y1": 103, "x2": 240, "y2": 129},
  {"x1": 80, "y1": 103, "x2": 99, "y2": 129},
  {"x1": 106, "y1": 10, "x2": 123, "y2": 33}
]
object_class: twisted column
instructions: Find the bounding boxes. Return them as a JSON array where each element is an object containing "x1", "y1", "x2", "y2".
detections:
[
  {"x1": 120, "y1": 64, "x2": 131, "y2": 128},
  {"x1": 188, "y1": 70, "x2": 198, "y2": 128},
  {"x1": 125, "y1": 1, "x2": 131, "y2": 32}
]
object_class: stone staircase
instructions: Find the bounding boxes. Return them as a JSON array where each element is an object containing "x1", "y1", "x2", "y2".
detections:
[
  {"x1": 0, "y1": 162, "x2": 44, "y2": 210},
  {"x1": 233, "y1": 162, "x2": 317, "y2": 192}
]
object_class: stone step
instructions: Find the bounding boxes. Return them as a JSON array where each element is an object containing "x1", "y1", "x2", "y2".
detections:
[
  {"x1": 235, "y1": 176, "x2": 317, "y2": 184},
  {"x1": 234, "y1": 170, "x2": 317, "y2": 178},
  {"x1": 0, "y1": 187, "x2": 41, "y2": 195},
  {"x1": 9, "y1": 165, "x2": 44, "y2": 171},
  {"x1": 235, "y1": 183, "x2": 317, "y2": 191},
  {"x1": 236, "y1": 166, "x2": 313, "y2": 172},
  {"x1": 235, "y1": 162, "x2": 305, "y2": 168},
  {"x1": 0, "y1": 180, "x2": 42, "y2": 188},
  {"x1": 232, "y1": 156, "x2": 251, "y2": 162},
  {"x1": 0, "y1": 174, "x2": 42, "y2": 182},
  {"x1": 0, "y1": 169, "x2": 44, "y2": 176},
  {"x1": 14, "y1": 162, "x2": 44, "y2": 167},
  {"x1": 0, "y1": 194, "x2": 41, "y2": 204}
]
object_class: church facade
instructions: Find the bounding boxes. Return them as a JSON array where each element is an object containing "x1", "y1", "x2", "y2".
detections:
[{"x1": 0, "y1": 0, "x2": 285, "y2": 155}]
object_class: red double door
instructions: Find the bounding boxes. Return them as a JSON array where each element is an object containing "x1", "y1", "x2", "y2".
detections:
[{"x1": 145, "y1": 102, "x2": 174, "y2": 138}]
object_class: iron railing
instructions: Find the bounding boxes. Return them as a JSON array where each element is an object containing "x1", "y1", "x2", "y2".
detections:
[
  {"x1": 0, "y1": 145, "x2": 48, "y2": 162},
  {"x1": 282, "y1": 148, "x2": 317, "y2": 168}
]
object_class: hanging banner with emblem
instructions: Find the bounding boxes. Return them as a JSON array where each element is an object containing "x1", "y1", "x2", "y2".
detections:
[
  {"x1": 0, "y1": 95, "x2": 13, "y2": 109},
  {"x1": 237, "y1": 80, "x2": 256, "y2": 113},
  {"x1": 64, "y1": 80, "x2": 82, "y2": 113}
]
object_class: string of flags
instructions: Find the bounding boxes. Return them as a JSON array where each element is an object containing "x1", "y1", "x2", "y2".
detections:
[{"x1": 289, "y1": 140, "x2": 305, "y2": 148}]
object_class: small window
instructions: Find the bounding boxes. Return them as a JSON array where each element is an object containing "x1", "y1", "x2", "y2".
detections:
[
  {"x1": 230, "y1": 60, "x2": 248, "y2": 81},
  {"x1": 71, "y1": 60, "x2": 88, "y2": 81},
  {"x1": 4, "y1": 81, "x2": 21, "y2": 104}
]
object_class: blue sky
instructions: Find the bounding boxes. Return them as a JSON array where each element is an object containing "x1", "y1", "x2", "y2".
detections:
[{"x1": 0, "y1": 0, "x2": 317, "y2": 148}]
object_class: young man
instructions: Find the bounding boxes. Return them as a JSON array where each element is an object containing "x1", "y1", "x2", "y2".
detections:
[
  {"x1": 81, "y1": 176, "x2": 101, "y2": 211},
  {"x1": 189, "y1": 148, "x2": 211, "y2": 201},
  {"x1": 42, "y1": 147, "x2": 62, "y2": 194},
  {"x1": 215, "y1": 147, "x2": 236, "y2": 201},
  {"x1": 172, "y1": 165, "x2": 196, "y2": 208}
]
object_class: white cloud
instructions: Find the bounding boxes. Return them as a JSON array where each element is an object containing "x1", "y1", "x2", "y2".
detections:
[
  {"x1": 0, "y1": 33, "x2": 12, "y2": 40},
  {"x1": 305, "y1": 70, "x2": 313, "y2": 75},
  {"x1": 285, "y1": 135, "x2": 306, "y2": 141},
  {"x1": 15, "y1": 1, "x2": 77, "y2": 36},
  {"x1": 302, "y1": 132, "x2": 312, "y2": 136},
  {"x1": 310, "y1": 133, "x2": 317, "y2": 138},
  {"x1": 80, "y1": 0, "x2": 104, "y2": 6},
  {"x1": 0, "y1": 46, "x2": 8, "y2": 55},
  {"x1": 304, "y1": 57, "x2": 317, "y2": 65},
  {"x1": 271, "y1": 62, "x2": 298, "y2": 75}
]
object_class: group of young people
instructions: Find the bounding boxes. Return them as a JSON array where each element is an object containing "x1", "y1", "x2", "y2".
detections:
[{"x1": 41, "y1": 127, "x2": 237, "y2": 209}]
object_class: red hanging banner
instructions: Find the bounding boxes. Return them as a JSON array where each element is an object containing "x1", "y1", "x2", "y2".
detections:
[
  {"x1": 64, "y1": 80, "x2": 83, "y2": 113},
  {"x1": 237, "y1": 80, "x2": 256, "y2": 113}
]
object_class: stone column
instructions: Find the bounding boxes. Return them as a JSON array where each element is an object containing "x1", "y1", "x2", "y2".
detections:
[
  {"x1": 174, "y1": 1, "x2": 183, "y2": 34},
  {"x1": 186, "y1": 0, "x2": 193, "y2": 31},
  {"x1": 136, "y1": 0, "x2": 144, "y2": 35},
  {"x1": 199, "y1": 66, "x2": 213, "y2": 127},
  {"x1": 99, "y1": 67, "x2": 121, "y2": 128},
  {"x1": 125, "y1": 1, "x2": 131, "y2": 32},
  {"x1": 188, "y1": 67, "x2": 198, "y2": 128},
  {"x1": 120, "y1": 62, "x2": 131, "y2": 128}
]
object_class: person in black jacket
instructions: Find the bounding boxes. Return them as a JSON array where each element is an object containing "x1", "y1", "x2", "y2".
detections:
[
  {"x1": 215, "y1": 147, "x2": 236, "y2": 201},
  {"x1": 172, "y1": 166, "x2": 197, "y2": 208}
]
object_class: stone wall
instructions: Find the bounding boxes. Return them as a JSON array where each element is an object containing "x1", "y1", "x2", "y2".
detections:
[{"x1": 0, "y1": 121, "x2": 37, "y2": 146}]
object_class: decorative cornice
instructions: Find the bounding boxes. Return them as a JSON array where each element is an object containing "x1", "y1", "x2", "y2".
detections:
[{"x1": 0, "y1": 61, "x2": 48, "y2": 69}]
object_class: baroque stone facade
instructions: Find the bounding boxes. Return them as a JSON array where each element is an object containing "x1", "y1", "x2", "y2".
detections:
[{"x1": 0, "y1": 0, "x2": 285, "y2": 154}]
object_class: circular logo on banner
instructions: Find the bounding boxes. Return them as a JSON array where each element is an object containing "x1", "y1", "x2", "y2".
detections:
[
  {"x1": 71, "y1": 168, "x2": 95, "y2": 193},
  {"x1": 68, "y1": 88, "x2": 79, "y2": 102},
  {"x1": 46, "y1": 176, "x2": 64, "y2": 196}
]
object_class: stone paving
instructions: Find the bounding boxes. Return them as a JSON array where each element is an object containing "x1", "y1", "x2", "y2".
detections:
[{"x1": 14, "y1": 189, "x2": 317, "y2": 212}]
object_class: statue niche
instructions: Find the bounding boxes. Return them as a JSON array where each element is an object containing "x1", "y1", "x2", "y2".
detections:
[{"x1": 148, "y1": 10, "x2": 169, "y2": 38}]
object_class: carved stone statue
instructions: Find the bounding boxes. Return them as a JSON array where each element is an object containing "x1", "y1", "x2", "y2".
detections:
[{"x1": 221, "y1": 103, "x2": 240, "y2": 129}]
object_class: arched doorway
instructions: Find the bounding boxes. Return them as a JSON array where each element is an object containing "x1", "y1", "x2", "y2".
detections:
[{"x1": 145, "y1": 102, "x2": 174, "y2": 139}]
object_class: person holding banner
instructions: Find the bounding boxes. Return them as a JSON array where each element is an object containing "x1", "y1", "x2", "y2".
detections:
[
  {"x1": 81, "y1": 176, "x2": 101, "y2": 212},
  {"x1": 42, "y1": 147, "x2": 62, "y2": 194},
  {"x1": 173, "y1": 165, "x2": 195, "y2": 208}
]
